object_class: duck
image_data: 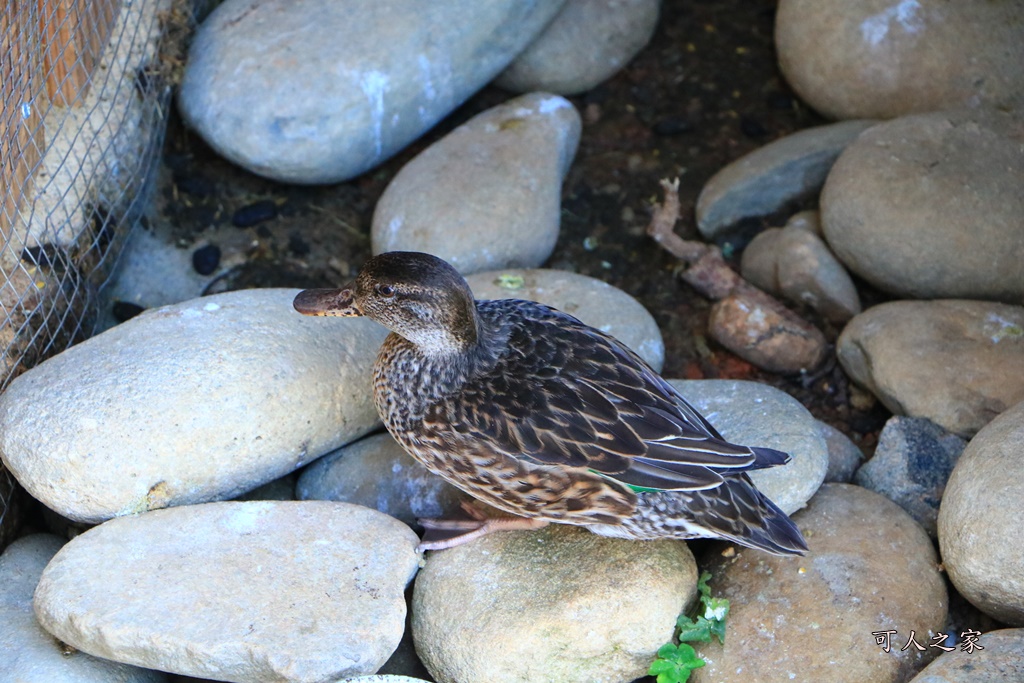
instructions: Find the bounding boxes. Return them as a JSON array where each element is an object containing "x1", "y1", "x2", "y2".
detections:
[{"x1": 294, "y1": 251, "x2": 807, "y2": 555}]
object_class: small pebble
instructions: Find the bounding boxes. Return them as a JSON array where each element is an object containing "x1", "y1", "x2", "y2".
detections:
[
  {"x1": 190, "y1": 244, "x2": 221, "y2": 275},
  {"x1": 231, "y1": 200, "x2": 277, "y2": 228}
]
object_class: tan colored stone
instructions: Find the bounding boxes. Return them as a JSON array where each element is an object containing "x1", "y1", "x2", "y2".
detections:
[
  {"x1": 371, "y1": 93, "x2": 580, "y2": 275},
  {"x1": 412, "y1": 524, "x2": 697, "y2": 683},
  {"x1": 466, "y1": 267, "x2": 664, "y2": 371},
  {"x1": 693, "y1": 484, "x2": 947, "y2": 683},
  {"x1": 776, "y1": 0, "x2": 1024, "y2": 120},
  {"x1": 939, "y1": 400, "x2": 1024, "y2": 625},
  {"x1": 821, "y1": 107, "x2": 1024, "y2": 302},
  {"x1": 907, "y1": 628, "x2": 1024, "y2": 683},
  {"x1": 34, "y1": 501, "x2": 420, "y2": 683},
  {"x1": 837, "y1": 300, "x2": 1024, "y2": 436}
]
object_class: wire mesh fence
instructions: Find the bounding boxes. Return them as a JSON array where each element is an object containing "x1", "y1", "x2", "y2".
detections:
[{"x1": 0, "y1": 0, "x2": 193, "y2": 544}]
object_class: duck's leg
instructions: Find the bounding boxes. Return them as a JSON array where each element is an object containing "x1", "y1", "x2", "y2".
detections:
[{"x1": 417, "y1": 501, "x2": 549, "y2": 551}]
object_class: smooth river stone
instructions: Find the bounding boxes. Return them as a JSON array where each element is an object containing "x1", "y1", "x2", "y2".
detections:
[
  {"x1": 821, "y1": 107, "x2": 1024, "y2": 302},
  {"x1": 693, "y1": 484, "x2": 948, "y2": 683},
  {"x1": 179, "y1": 0, "x2": 567, "y2": 183},
  {"x1": 1, "y1": 534, "x2": 165, "y2": 683},
  {"x1": 0, "y1": 289, "x2": 387, "y2": 523},
  {"x1": 939, "y1": 400, "x2": 1024, "y2": 625},
  {"x1": 696, "y1": 119, "x2": 875, "y2": 239},
  {"x1": 34, "y1": 501, "x2": 420, "y2": 682},
  {"x1": 837, "y1": 300, "x2": 1024, "y2": 437},
  {"x1": 413, "y1": 524, "x2": 697, "y2": 683},
  {"x1": 668, "y1": 379, "x2": 827, "y2": 515},
  {"x1": 494, "y1": 0, "x2": 661, "y2": 95},
  {"x1": 776, "y1": 0, "x2": 1024, "y2": 120},
  {"x1": 466, "y1": 267, "x2": 665, "y2": 371},
  {"x1": 908, "y1": 628, "x2": 1024, "y2": 683},
  {"x1": 372, "y1": 93, "x2": 580, "y2": 275}
]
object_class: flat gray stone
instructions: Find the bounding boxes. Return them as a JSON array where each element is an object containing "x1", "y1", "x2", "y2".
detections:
[
  {"x1": 939, "y1": 400, "x2": 1024, "y2": 625},
  {"x1": 413, "y1": 524, "x2": 697, "y2": 683},
  {"x1": 466, "y1": 267, "x2": 665, "y2": 371},
  {"x1": 179, "y1": 0, "x2": 566, "y2": 183},
  {"x1": 0, "y1": 289, "x2": 388, "y2": 523},
  {"x1": 0, "y1": 534, "x2": 165, "y2": 683},
  {"x1": 696, "y1": 119, "x2": 876, "y2": 239},
  {"x1": 494, "y1": 0, "x2": 660, "y2": 95},
  {"x1": 34, "y1": 501, "x2": 421, "y2": 682},
  {"x1": 371, "y1": 93, "x2": 580, "y2": 275},
  {"x1": 668, "y1": 379, "x2": 828, "y2": 515},
  {"x1": 297, "y1": 432, "x2": 469, "y2": 526}
]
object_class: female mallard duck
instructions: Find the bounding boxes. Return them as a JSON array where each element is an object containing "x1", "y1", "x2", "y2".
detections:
[{"x1": 294, "y1": 251, "x2": 807, "y2": 555}]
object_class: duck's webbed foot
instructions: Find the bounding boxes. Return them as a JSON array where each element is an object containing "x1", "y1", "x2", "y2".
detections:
[{"x1": 417, "y1": 501, "x2": 549, "y2": 551}]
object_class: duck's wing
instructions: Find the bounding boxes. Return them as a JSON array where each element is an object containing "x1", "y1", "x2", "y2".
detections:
[{"x1": 424, "y1": 301, "x2": 790, "y2": 493}]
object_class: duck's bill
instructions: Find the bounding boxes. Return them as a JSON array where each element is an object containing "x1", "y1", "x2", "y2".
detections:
[{"x1": 293, "y1": 287, "x2": 363, "y2": 317}]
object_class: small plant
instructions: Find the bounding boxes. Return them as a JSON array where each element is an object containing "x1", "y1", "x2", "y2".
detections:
[{"x1": 647, "y1": 571, "x2": 730, "y2": 683}]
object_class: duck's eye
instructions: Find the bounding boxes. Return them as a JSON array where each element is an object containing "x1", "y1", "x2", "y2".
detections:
[{"x1": 376, "y1": 284, "x2": 396, "y2": 298}]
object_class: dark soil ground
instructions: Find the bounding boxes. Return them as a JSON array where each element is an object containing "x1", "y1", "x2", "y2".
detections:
[{"x1": 157, "y1": 0, "x2": 891, "y2": 455}]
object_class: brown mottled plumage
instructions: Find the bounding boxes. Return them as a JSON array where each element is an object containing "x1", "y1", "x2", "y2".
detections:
[{"x1": 294, "y1": 251, "x2": 807, "y2": 555}]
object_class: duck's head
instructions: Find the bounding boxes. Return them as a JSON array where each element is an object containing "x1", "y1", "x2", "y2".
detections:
[{"x1": 293, "y1": 251, "x2": 479, "y2": 355}]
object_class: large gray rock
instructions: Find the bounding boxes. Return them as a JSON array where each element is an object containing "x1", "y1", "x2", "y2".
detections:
[
  {"x1": 822, "y1": 107, "x2": 1024, "y2": 302},
  {"x1": 0, "y1": 534, "x2": 165, "y2": 683},
  {"x1": 0, "y1": 289, "x2": 387, "y2": 523},
  {"x1": 412, "y1": 524, "x2": 697, "y2": 683},
  {"x1": 939, "y1": 400, "x2": 1024, "y2": 625},
  {"x1": 837, "y1": 300, "x2": 1024, "y2": 437},
  {"x1": 693, "y1": 484, "x2": 948, "y2": 683},
  {"x1": 776, "y1": 0, "x2": 1024, "y2": 120},
  {"x1": 494, "y1": 0, "x2": 660, "y2": 95},
  {"x1": 372, "y1": 93, "x2": 580, "y2": 275},
  {"x1": 668, "y1": 379, "x2": 828, "y2": 515},
  {"x1": 466, "y1": 267, "x2": 664, "y2": 371},
  {"x1": 696, "y1": 120, "x2": 875, "y2": 239},
  {"x1": 179, "y1": 0, "x2": 567, "y2": 183},
  {"x1": 34, "y1": 501, "x2": 420, "y2": 682}
]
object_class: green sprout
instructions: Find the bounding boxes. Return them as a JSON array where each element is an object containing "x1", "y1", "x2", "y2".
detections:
[{"x1": 648, "y1": 571, "x2": 730, "y2": 683}]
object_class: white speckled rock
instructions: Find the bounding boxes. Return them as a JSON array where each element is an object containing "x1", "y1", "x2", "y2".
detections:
[
  {"x1": 34, "y1": 501, "x2": 420, "y2": 682},
  {"x1": 668, "y1": 379, "x2": 828, "y2": 515},
  {"x1": 821, "y1": 107, "x2": 1024, "y2": 302},
  {"x1": 776, "y1": 0, "x2": 1024, "y2": 120},
  {"x1": 466, "y1": 267, "x2": 665, "y2": 371},
  {"x1": 297, "y1": 432, "x2": 469, "y2": 526},
  {"x1": 413, "y1": 524, "x2": 697, "y2": 683},
  {"x1": 179, "y1": 0, "x2": 567, "y2": 183},
  {"x1": 693, "y1": 484, "x2": 948, "y2": 683},
  {"x1": 939, "y1": 400, "x2": 1024, "y2": 625},
  {"x1": 696, "y1": 119, "x2": 875, "y2": 239},
  {"x1": 0, "y1": 289, "x2": 388, "y2": 523},
  {"x1": 494, "y1": 0, "x2": 661, "y2": 95},
  {"x1": 0, "y1": 534, "x2": 165, "y2": 683},
  {"x1": 371, "y1": 93, "x2": 581, "y2": 275}
]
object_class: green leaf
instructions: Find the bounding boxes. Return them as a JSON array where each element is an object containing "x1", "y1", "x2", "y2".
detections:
[{"x1": 648, "y1": 642, "x2": 706, "y2": 683}]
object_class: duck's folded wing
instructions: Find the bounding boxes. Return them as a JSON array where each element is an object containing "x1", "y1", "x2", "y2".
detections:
[{"x1": 424, "y1": 302, "x2": 789, "y2": 493}]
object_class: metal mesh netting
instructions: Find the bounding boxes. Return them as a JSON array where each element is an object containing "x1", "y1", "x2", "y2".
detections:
[{"x1": 0, "y1": 0, "x2": 191, "y2": 543}]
